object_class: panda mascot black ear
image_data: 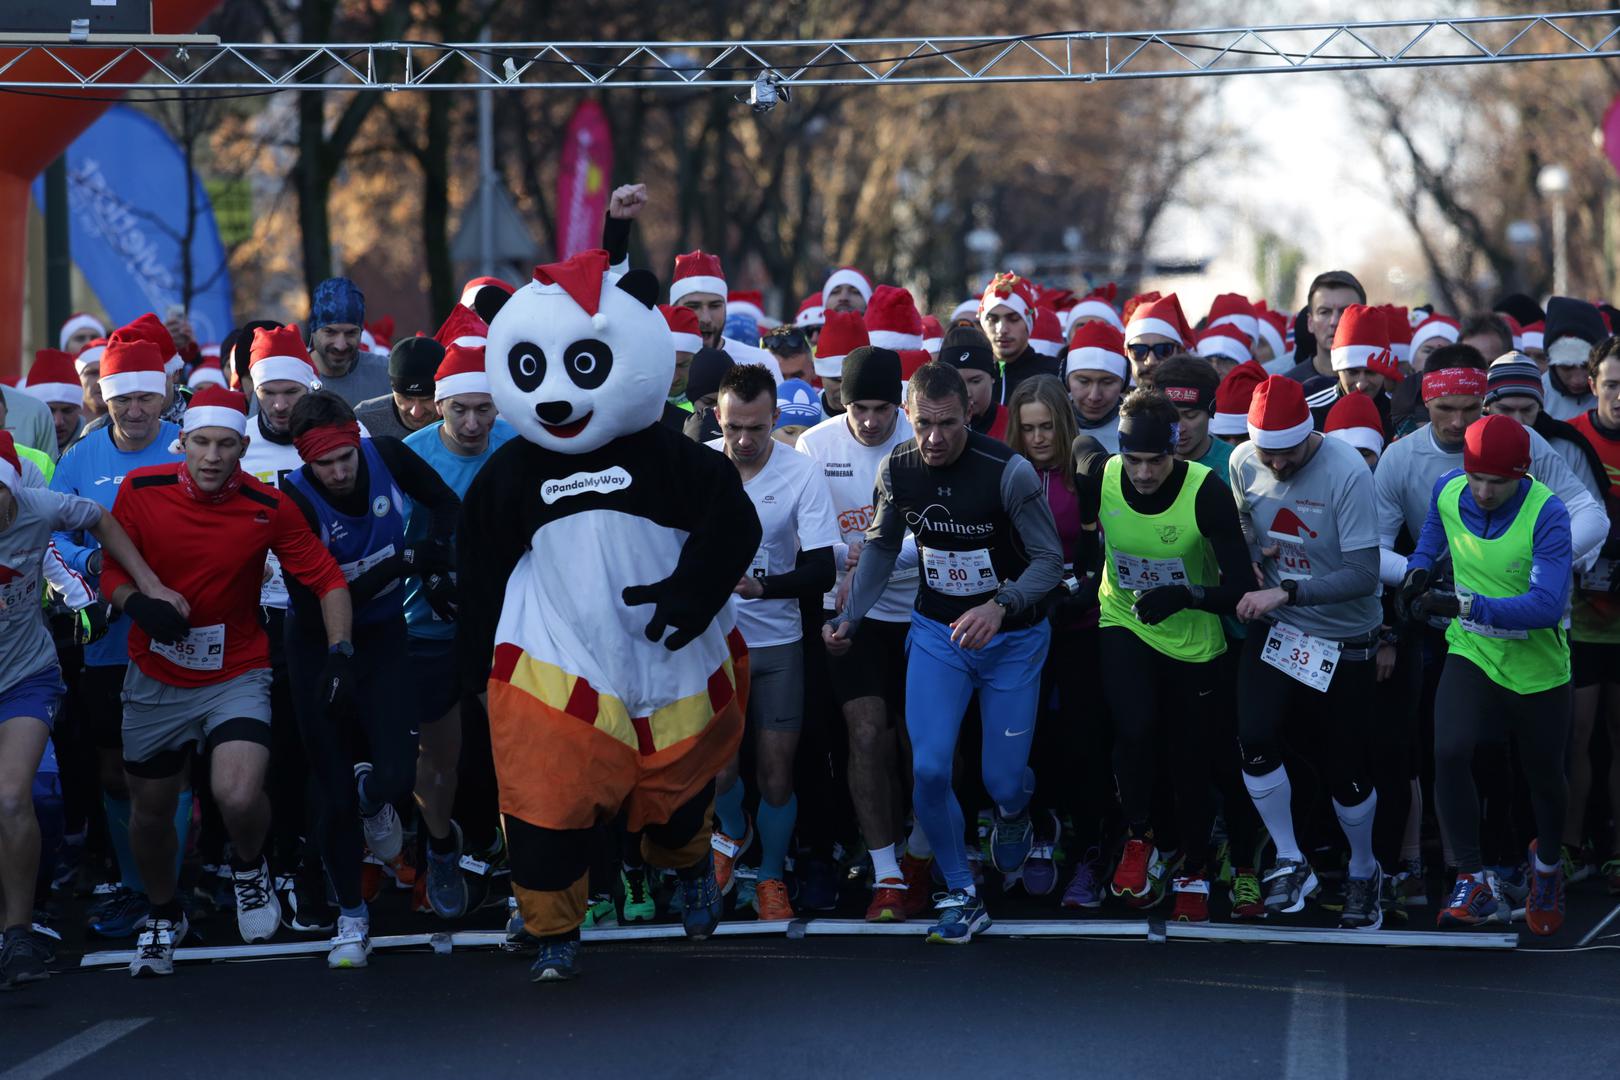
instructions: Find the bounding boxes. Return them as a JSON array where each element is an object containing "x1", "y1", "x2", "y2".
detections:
[
  {"x1": 614, "y1": 269, "x2": 660, "y2": 311},
  {"x1": 471, "y1": 286, "x2": 511, "y2": 325}
]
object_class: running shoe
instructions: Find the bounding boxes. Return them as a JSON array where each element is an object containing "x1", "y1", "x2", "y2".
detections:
[
  {"x1": 503, "y1": 907, "x2": 541, "y2": 955},
  {"x1": 618, "y1": 866, "x2": 657, "y2": 924},
  {"x1": 990, "y1": 808, "x2": 1034, "y2": 875},
  {"x1": 1490, "y1": 863, "x2": 1530, "y2": 907},
  {"x1": 1394, "y1": 857, "x2": 1428, "y2": 907},
  {"x1": 754, "y1": 878, "x2": 795, "y2": 921},
  {"x1": 1339, "y1": 865, "x2": 1384, "y2": 930},
  {"x1": 1229, "y1": 867, "x2": 1266, "y2": 920},
  {"x1": 0, "y1": 928, "x2": 51, "y2": 989},
  {"x1": 1437, "y1": 873, "x2": 1498, "y2": 929},
  {"x1": 129, "y1": 914, "x2": 188, "y2": 978},
  {"x1": 231, "y1": 858, "x2": 283, "y2": 944},
  {"x1": 1560, "y1": 843, "x2": 1594, "y2": 885},
  {"x1": 796, "y1": 856, "x2": 839, "y2": 912},
  {"x1": 1110, "y1": 836, "x2": 1158, "y2": 902},
  {"x1": 287, "y1": 864, "x2": 336, "y2": 933},
  {"x1": 1525, "y1": 841, "x2": 1565, "y2": 937},
  {"x1": 1602, "y1": 856, "x2": 1620, "y2": 896},
  {"x1": 677, "y1": 852, "x2": 723, "y2": 941},
  {"x1": 88, "y1": 886, "x2": 149, "y2": 939},
  {"x1": 354, "y1": 762, "x2": 403, "y2": 861},
  {"x1": 327, "y1": 914, "x2": 372, "y2": 969},
  {"x1": 582, "y1": 894, "x2": 615, "y2": 930},
  {"x1": 1170, "y1": 875, "x2": 1211, "y2": 924},
  {"x1": 900, "y1": 853, "x2": 934, "y2": 917},
  {"x1": 1131, "y1": 848, "x2": 1176, "y2": 910},
  {"x1": 1061, "y1": 848, "x2": 1105, "y2": 910},
  {"x1": 1020, "y1": 811, "x2": 1061, "y2": 895},
  {"x1": 530, "y1": 938, "x2": 579, "y2": 982},
  {"x1": 424, "y1": 822, "x2": 468, "y2": 920},
  {"x1": 1261, "y1": 858, "x2": 1319, "y2": 914},
  {"x1": 927, "y1": 889, "x2": 990, "y2": 945},
  {"x1": 709, "y1": 817, "x2": 752, "y2": 897},
  {"x1": 865, "y1": 878, "x2": 910, "y2": 922}
]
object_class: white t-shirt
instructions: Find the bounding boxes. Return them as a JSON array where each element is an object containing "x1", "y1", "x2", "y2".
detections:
[
  {"x1": 795, "y1": 410, "x2": 919, "y2": 621},
  {"x1": 707, "y1": 438, "x2": 839, "y2": 648}
]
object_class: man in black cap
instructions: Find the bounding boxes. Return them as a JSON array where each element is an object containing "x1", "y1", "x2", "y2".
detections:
[
  {"x1": 938, "y1": 325, "x2": 1008, "y2": 440},
  {"x1": 355, "y1": 338, "x2": 447, "y2": 440},
  {"x1": 681, "y1": 347, "x2": 734, "y2": 442},
  {"x1": 1543, "y1": 296, "x2": 1606, "y2": 421}
]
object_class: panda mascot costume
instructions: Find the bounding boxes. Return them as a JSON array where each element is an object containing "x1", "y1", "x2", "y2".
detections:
[{"x1": 458, "y1": 248, "x2": 760, "y2": 981}]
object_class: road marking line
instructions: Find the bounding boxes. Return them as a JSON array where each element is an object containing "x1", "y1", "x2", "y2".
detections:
[
  {"x1": 1283, "y1": 980, "x2": 1346, "y2": 1080},
  {"x1": 1, "y1": 1018, "x2": 152, "y2": 1080}
]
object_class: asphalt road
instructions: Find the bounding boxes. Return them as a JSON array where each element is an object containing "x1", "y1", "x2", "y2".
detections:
[{"x1": 4, "y1": 888, "x2": 1618, "y2": 1079}]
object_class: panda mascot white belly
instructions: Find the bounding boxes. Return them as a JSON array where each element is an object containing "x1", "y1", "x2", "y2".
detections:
[{"x1": 457, "y1": 248, "x2": 761, "y2": 944}]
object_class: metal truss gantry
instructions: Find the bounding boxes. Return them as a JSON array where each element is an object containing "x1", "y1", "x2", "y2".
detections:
[{"x1": 1, "y1": 10, "x2": 1620, "y2": 93}]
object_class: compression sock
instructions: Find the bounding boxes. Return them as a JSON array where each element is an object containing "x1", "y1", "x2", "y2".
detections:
[
  {"x1": 714, "y1": 776, "x2": 748, "y2": 841},
  {"x1": 172, "y1": 789, "x2": 193, "y2": 880},
  {"x1": 1333, "y1": 792, "x2": 1379, "y2": 880},
  {"x1": 103, "y1": 793, "x2": 145, "y2": 894},
  {"x1": 1401, "y1": 779, "x2": 1423, "y2": 862},
  {"x1": 1242, "y1": 766, "x2": 1303, "y2": 863},
  {"x1": 755, "y1": 794, "x2": 797, "y2": 883},
  {"x1": 427, "y1": 823, "x2": 458, "y2": 855},
  {"x1": 870, "y1": 842, "x2": 902, "y2": 883},
  {"x1": 905, "y1": 820, "x2": 933, "y2": 860}
]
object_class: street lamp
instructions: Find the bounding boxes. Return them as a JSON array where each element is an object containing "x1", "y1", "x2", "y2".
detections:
[{"x1": 1537, "y1": 164, "x2": 1571, "y2": 296}]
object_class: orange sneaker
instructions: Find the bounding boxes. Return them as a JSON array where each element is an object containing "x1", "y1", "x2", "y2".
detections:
[
  {"x1": 754, "y1": 878, "x2": 795, "y2": 921},
  {"x1": 710, "y1": 818, "x2": 752, "y2": 896},
  {"x1": 866, "y1": 878, "x2": 909, "y2": 922},
  {"x1": 900, "y1": 853, "x2": 933, "y2": 917}
]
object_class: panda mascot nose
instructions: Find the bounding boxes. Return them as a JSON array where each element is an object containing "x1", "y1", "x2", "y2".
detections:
[{"x1": 534, "y1": 399, "x2": 576, "y2": 425}]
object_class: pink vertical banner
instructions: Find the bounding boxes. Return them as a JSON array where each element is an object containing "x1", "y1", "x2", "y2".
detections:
[{"x1": 555, "y1": 100, "x2": 614, "y2": 259}]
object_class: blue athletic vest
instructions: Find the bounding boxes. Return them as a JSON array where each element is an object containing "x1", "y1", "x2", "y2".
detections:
[{"x1": 285, "y1": 439, "x2": 407, "y2": 626}]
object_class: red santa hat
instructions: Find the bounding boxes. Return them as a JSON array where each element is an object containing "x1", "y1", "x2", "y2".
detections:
[
  {"x1": 75, "y1": 338, "x2": 108, "y2": 377},
  {"x1": 0, "y1": 431, "x2": 21, "y2": 491},
  {"x1": 434, "y1": 304, "x2": 489, "y2": 349},
  {"x1": 727, "y1": 290, "x2": 778, "y2": 329},
  {"x1": 1211, "y1": 361, "x2": 1269, "y2": 437},
  {"x1": 1066, "y1": 282, "x2": 1124, "y2": 334},
  {"x1": 1331, "y1": 304, "x2": 1391, "y2": 371},
  {"x1": 1121, "y1": 291, "x2": 1161, "y2": 326},
  {"x1": 1410, "y1": 314, "x2": 1460, "y2": 355},
  {"x1": 1125, "y1": 293, "x2": 1190, "y2": 347},
  {"x1": 949, "y1": 299, "x2": 981, "y2": 324},
  {"x1": 823, "y1": 266, "x2": 873, "y2": 305},
  {"x1": 182, "y1": 385, "x2": 249, "y2": 437},
  {"x1": 1247, "y1": 375, "x2": 1315, "y2": 450},
  {"x1": 22, "y1": 349, "x2": 83, "y2": 405},
  {"x1": 795, "y1": 293, "x2": 825, "y2": 330},
  {"x1": 1196, "y1": 324, "x2": 1253, "y2": 364},
  {"x1": 814, "y1": 310, "x2": 870, "y2": 379},
  {"x1": 1065, "y1": 320, "x2": 1129, "y2": 383},
  {"x1": 1029, "y1": 307, "x2": 1066, "y2": 358},
  {"x1": 116, "y1": 313, "x2": 183, "y2": 375},
  {"x1": 58, "y1": 311, "x2": 106, "y2": 351},
  {"x1": 921, "y1": 315, "x2": 944, "y2": 355},
  {"x1": 249, "y1": 326, "x2": 318, "y2": 388},
  {"x1": 660, "y1": 304, "x2": 703, "y2": 354},
  {"x1": 670, "y1": 250, "x2": 726, "y2": 305},
  {"x1": 187, "y1": 356, "x2": 229, "y2": 390},
  {"x1": 1324, "y1": 391, "x2": 1385, "y2": 460},
  {"x1": 365, "y1": 317, "x2": 396, "y2": 351},
  {"x1": 864, "y1": 285, "x2": 924, "y2": 350},
  {"x1": 979, "y1": 272, "x2": 1037, "y2": 323},
  {"x1": 1501, "y1": 313, "x2": 1523, "y2": 352},
  {"x1": 1520, "y1": 320, "x2": 1545, "y2": 352},
  {"x1": 531, "y1": 249, "x2": 617, "y2": 328},
  {"x1": 1207, "y1": 293, "x2": 1259, "y2": 341},
  {"x1": 434, "y1": 343, "x2": 489, "y2": 402},
  {"x1": 1381, "y1": 304, "x2": 1413, "y2": 364},
  {"x1": 98, "y1": 336, "x2": 168, "y2": 399},
  {"x1": 459, "y1": 276, "x2": 515, "y2": 311},
  {"x1": 1255, "y1": 308, "x2": 1288, "y2": 363}
]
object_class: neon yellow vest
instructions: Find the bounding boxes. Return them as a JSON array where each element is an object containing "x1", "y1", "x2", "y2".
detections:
[
  {"x1": 1439, "y1": 474, "x2": 1569, "y2": 693},
  {"x1": 16, "y1": 444, "x2": 53, "y2": 485},
  {"x1": 1098, "y1": 456, "x2": 1225, "y2": 662}
]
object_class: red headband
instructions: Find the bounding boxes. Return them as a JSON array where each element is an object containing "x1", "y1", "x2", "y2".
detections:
[
  {"x1": 293, "y1": 421, "x2": 362, "y2": 464},
  {"x1": 1421, "y1": 367, "x2": 1488, "y2": 403}
]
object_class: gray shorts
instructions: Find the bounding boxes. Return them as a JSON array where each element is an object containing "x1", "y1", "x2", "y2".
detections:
[
  {"x1": 746, "y1": 642, "x2": 804, "y2": 733},
  {"x1": 122, "y1": 665, "x2": 274, "y2": 769}
]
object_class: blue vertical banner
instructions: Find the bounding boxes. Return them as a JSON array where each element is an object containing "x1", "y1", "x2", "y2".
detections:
[{"x1": 32, "y1": 105, "x2": 233, "y2": 345}]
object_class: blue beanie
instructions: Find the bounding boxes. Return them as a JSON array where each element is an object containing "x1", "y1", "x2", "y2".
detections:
[
  {"x1": 775, "y1": 378, "x2": 823, "y2": 430},
  {"x1": 724, "y1": 312, "x2": 760, "y2": 346},
  {"x1": 311, "y1": 277, "x2": 366, "y2": 332}
]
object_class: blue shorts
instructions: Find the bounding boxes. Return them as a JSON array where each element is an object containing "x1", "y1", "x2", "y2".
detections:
[
  {"x1": 407, "y1": 633, "x2": 461, "y2": 725},
  {"x1": 0, "y1": 664, "x2": 67, "y2": 731}
]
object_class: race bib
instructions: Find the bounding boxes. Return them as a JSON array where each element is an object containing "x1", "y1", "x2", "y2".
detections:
[
  {"x1": 1582, "y1": 558, "x2": 1614, "y2": 592},
  {"x1": 1458, "y1": 618, "x2": 1528, "y2": 641},
  {"x1": 1113, "y1": 552, "x2": 1188, "y2": 592},
  {"x1": 339, "y1": 544, "x2": 398, "y2": 598},
  {"x1": 922, "y1": 547, "x2": 997, "y2": 597},
  {"x1": 1260, "y1": 622, "x2": 1340, "y2": 693},
  {"x1": 150, "y1": 623, "x2": 226, "y2": 672},
  {"x1": 748, "y1": 549, "x2": 770, "y2": 581}
]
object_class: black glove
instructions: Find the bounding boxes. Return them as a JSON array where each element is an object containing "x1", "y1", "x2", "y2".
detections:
[
  {"x1": 422, "y1": 569, "x2": 459, "y2": 621},
  {"x1": 403, "y1": 542, "x2": 453, "y2": 576},
  {"x1": 623, "y1": 577, "x2": 711, "y2": 651},
  {"x1": 72, "y1": 601, "x2": 111, "y2": 646},
  {"x1": 123, "y1": 592, "x2": 190, "y2": 645},
  {"x1": 1132, "y1": 585, "x2": 1196, "y2": 626},
  {"x1": 1395, "y1": 567, "x2": 1430, "y2": 625},
  {"x1": 1413, "y1": 590, "x2": 1461, "y2": 619},
  {"x1": 319, "y1": 649, "x2": 355, "y2": 716}
]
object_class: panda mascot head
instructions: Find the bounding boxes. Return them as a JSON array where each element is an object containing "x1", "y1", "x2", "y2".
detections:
[{"x1": 484, "y1": 249, "x2": 670, "y2": 455}]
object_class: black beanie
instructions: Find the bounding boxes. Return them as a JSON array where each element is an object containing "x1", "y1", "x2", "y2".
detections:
[
  {"x1": 685, "y1": 347, "x2": 735, "y2": 403},
  {"x1": 841, "y1": 346, "x2": 902, "y2": 405},
  {"x1": 231, "y1": 319, "x2": 283, "y2": 385},
  {"x1": 938, "y1": 325, "x2": 996, "y2": 378},
  {"x1": 1545, "y1": 295, "x2": 1607, "y2": 347},
  {"x1": 1493, "y1": 292, "x2": 1545, "y2": 328},
  {"x1": 389, "y1": 337, "x2": 446, "y2": 396}
]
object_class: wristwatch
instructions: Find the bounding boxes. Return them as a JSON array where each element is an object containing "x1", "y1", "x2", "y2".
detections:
[
  {"x1": 329, "y1": 640, "x2": 355, "y2": 658},
  {"x1": 993, "y1": 593, "x2": 1016, "y2": 616},
  {"x1": 1280, "y1": 579, "x2": 1299, "y2": 605}
]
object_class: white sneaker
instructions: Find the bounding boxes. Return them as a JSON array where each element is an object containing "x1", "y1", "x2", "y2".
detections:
[
  {"x1": 232, "y1": 859, "x2": 284, "y2": 944},
  {"x1": 327, "y1": 915, "x2": 372, "y2": 969},
  {"x1": 355, "y1": 762, "x2": 403, "y2": 860},
  {"x1": 129, "y1": 914, "x2": 188, "y2": 978}
]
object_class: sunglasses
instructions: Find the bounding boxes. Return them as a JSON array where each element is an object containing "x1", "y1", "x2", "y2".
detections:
[
  {"x1": 1127, "y1": 341, "x2": 1180, "y2": 362},
  {"x1": 765, "y1": 329, "x2": 809, "y2": 353}
]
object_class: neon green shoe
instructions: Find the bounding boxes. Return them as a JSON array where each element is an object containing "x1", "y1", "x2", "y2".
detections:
[{"x1": 618, "y1": 866, "x2": 657, "y2": 924}]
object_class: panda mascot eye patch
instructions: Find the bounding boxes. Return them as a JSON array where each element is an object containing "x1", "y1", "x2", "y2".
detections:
[
  {"x1": 563, "y1": 339, "x2": 613, "y2": 390},
  {"x1": 508, "y1": 342, "x2": 547, "y2": 393}
]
